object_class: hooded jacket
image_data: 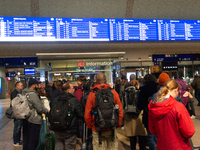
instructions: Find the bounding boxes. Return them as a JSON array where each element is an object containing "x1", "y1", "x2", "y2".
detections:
[
  {"x1": 53, "y1": 92, "x2": 84, "y2": 134},
  {"x1": 84, "y1": 84, "x2": 123, "y2": 132},
  {"x1": 22, "y1": 88, "x2": 48, "y2": 125},
  {"x1": 148, "y1": 96, "x2": 195, "y2": 150}
]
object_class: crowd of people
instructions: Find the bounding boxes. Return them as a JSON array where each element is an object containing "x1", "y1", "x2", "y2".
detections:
[{"x1": 9, "y1": 72, "x2": 198, "y2": 150}]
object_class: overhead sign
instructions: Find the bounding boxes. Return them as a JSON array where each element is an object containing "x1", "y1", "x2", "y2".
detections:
[
  {"x1": 6, "y1": 72, "x2": 16, "y2": 77},
  {"x1": 178, "y1": 54, "x2": 193, "y2": 61},
  {"x1": 5, "y1": 57, "x2": 38, "y2": 67},
  {"x1": 86, "y1": 62, "x2": 113, "y2": 67},
  {"x1": 78, "y1": 61, "x2": 85, "y2": 67},
  {"x1": 0, "y1": 16, "x2": 200, "y2": 42}
]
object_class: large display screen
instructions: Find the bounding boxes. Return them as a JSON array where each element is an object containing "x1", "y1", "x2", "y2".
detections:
[
  {"x1": 24, "y1": 68, "x2": 35, "y2": 75},
  {"x1": 0, "y1": 16, "x2": 200, "y2": 41}
]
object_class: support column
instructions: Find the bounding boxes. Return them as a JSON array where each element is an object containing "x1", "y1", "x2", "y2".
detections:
[
  {"x1": 30, "y1": 0, "x2": 39, "y2": 17},
  {"x1": 125, "y1": 0, "x2": 135, "y2": 18},
  {"x1": 0, "y1": 67, "x2": 6, "y2": 99}
]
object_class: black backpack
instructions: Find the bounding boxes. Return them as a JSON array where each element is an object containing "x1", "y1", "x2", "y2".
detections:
[
  {"x1": 49, "y1": 97, "x2": 72, "y2": 131},
  {"x1": 92, "y1": 87, "x2": 119, "y2": 144},
  {"x1": 124, "y1": 86, "x2": 140, "y2": 115}
]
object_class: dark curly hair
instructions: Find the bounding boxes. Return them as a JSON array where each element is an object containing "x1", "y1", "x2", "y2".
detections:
[{"x1": 143, "y1": 74, "x2": 157, "y2": 85}]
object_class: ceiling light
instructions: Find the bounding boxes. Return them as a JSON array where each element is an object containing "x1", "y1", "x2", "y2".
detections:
[
  {"x1": 138, "y1": 58, "x2": 141, "y2": 61},
  {"x1": 149, "y1": 55, "x2": 152, "y2": 59},
  {"x1": 36, "y1": 52, "x2": 125, "y2": 56}
]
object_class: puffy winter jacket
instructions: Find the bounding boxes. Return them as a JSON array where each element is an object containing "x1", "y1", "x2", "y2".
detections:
[{"x1": 52, "y1": 92, "x2": 84, "y2": 134}]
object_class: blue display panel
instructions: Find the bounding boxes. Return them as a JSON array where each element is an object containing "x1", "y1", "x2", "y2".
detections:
[
  {"x1": 157, "y1": 19, "x2": 200, "y2": 41},
  {"x1": 24, "y1": 68, "x2": 35, "y2": 75},
  {"x1": 5, "y1": 57, "x2": 38, "y2": 67},
  {"x1": 0, "y1": 16, "x2": 200, "y2": 41},
  {"x1": 55, "y1": 18, "x2": 109, "y2": 41},
  {"x1": 109, "y1": 19, "x2": 157, "y2": 41},
  {"x1": 1, "y1": 17, "x2": 55, "y2": 41}
]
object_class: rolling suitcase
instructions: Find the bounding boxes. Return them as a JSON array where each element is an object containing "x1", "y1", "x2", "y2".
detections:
[{"x1": 81, "y1": 123, "x2": 88, "y2": 150}]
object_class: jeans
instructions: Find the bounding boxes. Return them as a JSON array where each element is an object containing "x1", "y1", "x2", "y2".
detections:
[
  {"x1": 195, "y1": 90, "x2": 200, "y2": 103},
  {"x1": 13, "y1": 119, "x2": 22, "y2": 144},
  {"x1": 147, "y1": 129, "x2": 157, "y2": 150}
]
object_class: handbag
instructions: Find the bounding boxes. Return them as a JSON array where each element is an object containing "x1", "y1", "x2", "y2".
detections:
[{"x1": 5, "y1": 107, "x2": 15, "y2": 119}]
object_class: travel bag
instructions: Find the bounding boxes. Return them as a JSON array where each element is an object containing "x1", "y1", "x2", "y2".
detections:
[{"x1": 45, "y1": 133, "x2": 55, "y2": 150}]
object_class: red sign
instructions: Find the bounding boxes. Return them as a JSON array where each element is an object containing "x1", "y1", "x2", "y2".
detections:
[{"x1": 78, "y1": 61, "x2": 85, "y2": 67}]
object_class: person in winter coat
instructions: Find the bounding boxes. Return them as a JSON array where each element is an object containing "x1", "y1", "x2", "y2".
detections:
[
  {"x1": 148, "y1": 80, "x2": 195, "y2": 150},
  {"x1": 191, "y1": 74, "x2": 200, "y2": 106},
  {"x1": 50, "y1": 80, "x2": 63, "y2": 107},
  {"x1": 53, "y1": 82, "x2": 84, "y2": 150},
  {"x1": 74, "y1": 76, "x2": 86, "y2": 103},
  {"x1": 11, "y1": 81, "x2": 24, "y2": 146},
  {"x1": 36, "y1": 88, "x2": 50, "y2": 150},
  {"x1": 45, "y1": 81, "x2": 53, "y2": 101},
  {"x1": 124, "y1": 79, "x2": 147, "y2": 150},
  {"x1": 137, "y1": 74, "x2": 158, "y2": 150},
  {"x1": 22, "y1": 79, "x2": 49, "y2": 150},
  {"x1": 84, "y1": 73, "x2": 123, "y2": 150}
]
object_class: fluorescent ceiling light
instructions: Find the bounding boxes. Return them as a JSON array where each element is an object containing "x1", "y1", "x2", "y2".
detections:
[{"x1": 36, "y1": 52, "x2": 125, "y2": 56}]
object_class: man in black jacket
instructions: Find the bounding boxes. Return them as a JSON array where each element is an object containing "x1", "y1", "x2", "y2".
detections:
[
  {"x1": 45, "y1": 81, "x2": 53, "y2": 100},
  {"x1": 53, "y1": 82, "x2": 84, "y2": 150},
  {"x1": 50, "y1": 80, "x2": 63, "y2": 107},
  {"x1": 11, "y1": 81, "x2": 23, "y2": 146}
]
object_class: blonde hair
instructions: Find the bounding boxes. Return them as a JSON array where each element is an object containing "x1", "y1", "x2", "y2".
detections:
[{"x1": 155, "y1": 80, "x2": 179, "y2": 103}]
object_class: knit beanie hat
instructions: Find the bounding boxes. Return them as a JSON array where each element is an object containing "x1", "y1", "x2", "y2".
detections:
[{"x1": 159, "y1": 73, "x2": 170, "y2": 86}]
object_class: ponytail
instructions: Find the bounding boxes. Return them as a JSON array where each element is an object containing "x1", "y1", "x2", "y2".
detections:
[{"x1": 155, "y1": 80, "x2": 179, "y2": 103}]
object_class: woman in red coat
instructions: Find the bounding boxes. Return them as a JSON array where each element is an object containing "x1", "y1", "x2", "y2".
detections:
[{"x1": 148, "y1": 80, "x2": 195, "y2": 150}]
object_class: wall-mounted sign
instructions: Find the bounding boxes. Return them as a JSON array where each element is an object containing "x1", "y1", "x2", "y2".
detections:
[
  {"x1": 178, "y1": 54, "x2": 193, "y2": 61},
  {"x1": 86, "y1": 62, "x2": 113, "y2": 67},
  {"x1": 150, "y1": 66, "x2": 159, "y2": 73},
  {"x1": 5, "y1": 57, "x2": 38, "y2": 67},
  {"x1": 78, "y1": 61, "x2": 85, "y2": 67},
  {"x1": 6, "y1": 72, "x2": 16, "y2": 77}
]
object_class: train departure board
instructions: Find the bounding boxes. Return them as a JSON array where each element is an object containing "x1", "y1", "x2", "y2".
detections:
[{"x1": 0, "y1": 16, "x2": 200, "y2": 42}]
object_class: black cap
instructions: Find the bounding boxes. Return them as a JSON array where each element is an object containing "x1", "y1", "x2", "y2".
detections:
[{"x1": 28, "y1": 79, "x2": 40, "y2": 86}]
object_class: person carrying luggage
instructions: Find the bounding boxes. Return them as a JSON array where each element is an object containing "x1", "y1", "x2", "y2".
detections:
[
  {"x1": 35, "y1": 88, "x2": 50, "y2": 150},
  {"x1": 84, "y1": 73, "x2": 123, "y2": 150},
  {"x1": 22, "y1": 79, "x2": 49, "y2": 150},
  {"x1": 49, "y1": 82, "x2": 84, "y2": 150},
  {"x1": 124, "y1": 79, "x2": 147, "y2": 150},
  {"x1": 11, "y1": 81, "x2": 24, "y2": 146}
]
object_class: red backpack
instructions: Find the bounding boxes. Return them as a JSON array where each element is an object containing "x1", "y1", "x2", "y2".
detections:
[{"x1": 175, "y1": 79, "x2": 189, "y2": 106}]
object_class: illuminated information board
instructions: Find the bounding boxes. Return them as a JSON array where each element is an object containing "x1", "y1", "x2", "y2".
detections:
[
  {"x1": 109, "y1": 19, "x2": 157, "y2": 41},
  {"x1": 0, "y1": 16, "x2": 200, "y2": 41}
]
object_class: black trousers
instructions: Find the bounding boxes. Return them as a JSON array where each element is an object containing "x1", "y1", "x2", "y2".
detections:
[
  {"x1": 186, "y1": 101, "x2": 196, "y2": 116},
  {"x1": 23, "y1": 119, "x2": 41, "y2": 150},
  {"x1": 130, "y1": 136, "x2": 147, "y2": 150}
]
